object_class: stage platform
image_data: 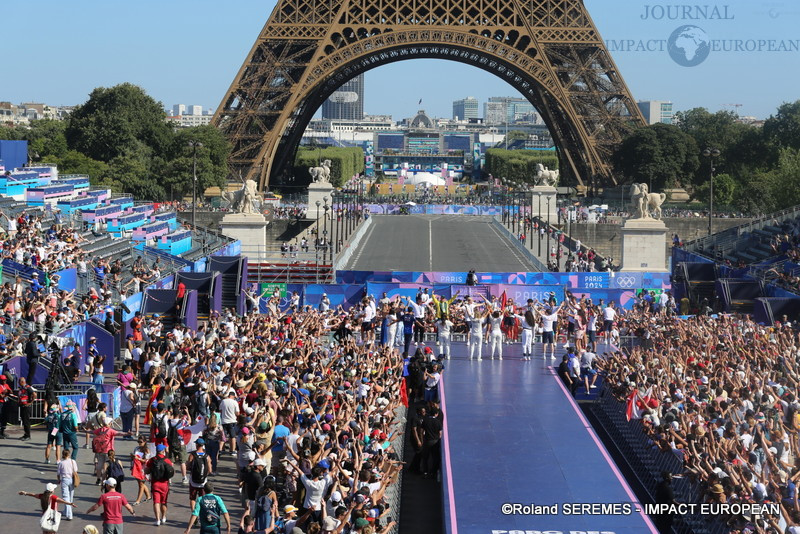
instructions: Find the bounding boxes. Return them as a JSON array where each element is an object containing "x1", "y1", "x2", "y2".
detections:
[{"x1": 438, "y1": 346, "x2": 657, "y2": 534}]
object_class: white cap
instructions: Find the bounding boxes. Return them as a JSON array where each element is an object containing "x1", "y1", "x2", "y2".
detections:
[
  {"x1": 46, "y1": 483, "x2": 57, "y2": 492},
  {"x1": 104, "y1": 477, "x2": 117, "y2": 487},
  {"x1": 253, "y1": 458, "x2": 266, "y2": 467},
  {"x1": 330, "y1": 490, "x2": 342, "y2": 502}
]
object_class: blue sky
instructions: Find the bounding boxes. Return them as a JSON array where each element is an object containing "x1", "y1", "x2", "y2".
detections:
[{"x1": 3, "y1": 0, "x2": 798, "y2": 121}]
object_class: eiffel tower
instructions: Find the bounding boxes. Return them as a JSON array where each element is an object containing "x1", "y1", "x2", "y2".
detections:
[{"x1": 213, "y1": 0, "x2": 645, "y2": 190}]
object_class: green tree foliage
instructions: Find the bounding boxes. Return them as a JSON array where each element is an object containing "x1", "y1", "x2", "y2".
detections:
[
  {"x1": 763, "y1": 101, "x2": 800, "y2": 151},
  {"x1": 0, "y1": 120, "x2": 68, "y2": 161},
  {"x1": 691, "y1": 173, "x2": 736, "y2": 206},
  {"x1": 294, "y1": 147, "x2": 365, "y2": 187},
  {"x1": 46, "y1": 150, "x2": 111, "y2": 185},
  {"x1": 107, "y1": 146, "x2": 162, "y2": 201},
  {"x1": 612, "y1": 123, "x2": 699, "y2": 189},
  {"x1": 161, "y1": 126, "x2": 230, "y2": 200},
  {"x1": 484, "y1": 149, "x2": 559, "y2": 184},
  {"x1": 65, "y1": 83, "x2": 172, "y2": 162}
]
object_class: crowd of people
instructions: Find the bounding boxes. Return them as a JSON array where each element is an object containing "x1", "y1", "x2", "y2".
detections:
[
  {"x1": 24, "y1": 296, "x2": 415, "y2": 534},
  {"x1": 598, "y1": 310, "x2": 800, "y2": 533}
]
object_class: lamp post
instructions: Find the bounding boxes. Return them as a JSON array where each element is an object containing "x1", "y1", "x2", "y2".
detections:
[
  {"x1": 537, "y1": 191, "x2": 542, "y2": 257},
  {"x1": 315, "y1": 200, "x2": 321, "y2": 254},
  {"x1": 546, "y1": 195, "x2": 552, "y2": 270},
  {"x1": 188, "y1": 140, "x2": 203, "y2": 229},
  {"x1": 703, "y1": 147, "x2": 721, "y2": 236},
  {"x1": 323, "y1": 197, "x2": 330, "y2": 263}
]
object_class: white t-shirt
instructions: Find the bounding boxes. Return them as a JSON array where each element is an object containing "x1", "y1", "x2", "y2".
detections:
[
  {"x1": 469, "y1": 317, "x2": 484, "y2": 335},
  {"x1": 602, "y1": 307, "x2": 616, "y2": 321},
  {"x1": 438, "y1": 320, "x2": 453, "y2": 337},
  {"x1": 488, "y1": 315, "x2": 503, "y2": 334},
  {"x1": 300, "y1": 473, "x2": 332, "y2": 510},
  {"x1": 541, "y1": 312, "x2": 559, "y2": 332},
  {"x1": 219, "y1": 397, "x2": 240, "y2": 424},
  {"x1": 426, "y1": 372, "x2": 441, "y2": 388}
]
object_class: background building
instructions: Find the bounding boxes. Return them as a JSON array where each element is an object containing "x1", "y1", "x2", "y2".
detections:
[
  {"x1": 321, "y1": 74, "x2": 365, "y2": 120},
  {"x1": 637, "y1": 100, "x2": 674, "y2": 125},
  {"x1": 452, "y1": 97, "x2": 479, "y2": 120},
  {"x1": 485, "y1": 96, "x2": 541, "y2": 125}
]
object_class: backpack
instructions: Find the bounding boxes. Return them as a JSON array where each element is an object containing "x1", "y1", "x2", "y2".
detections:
[
  {"x1": 150, "y1": 456, "x2": 175, "y2": 482},
  {"x1": 189, "y1": 452, "x2": 208, "y2": 485},
  {"x1": 92, "y1": 427, "x2": 110, "y2": 453},
  {"x1": 167, "y1": 421, "x2": 183, "y2": 450},
  {"x1": 107, "y1": 460, "x2": 125, "y2": 482},
  {"x1": 154, "y1": 415, "x2": 168, "y2": 440},
  {"x1": 275, "y1": 380, "x2": 289, "y2": 396},
  {"x1": 45, "y1": 412, "x2": 59, "y2": 431}
]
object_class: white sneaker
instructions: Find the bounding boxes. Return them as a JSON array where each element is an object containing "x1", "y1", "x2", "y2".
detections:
[
  {"x1": 590, "y1": 385, "x2": 597, "y2": 389},
  {"x1": 155, "y1": 520, "x2": 161, "y2": 526},
  {"x1": 162, "y1": 515, "x2": 167, "y2": 523},
  {"x1": 477, "y1": 358, "x2": 482, "y2": 361},
  {"x1": 182, "y1": 476, "x2": 188, "y2": 485},
  {"x1": 498, "y1": 357, "x2": 503, "y2": 360}
]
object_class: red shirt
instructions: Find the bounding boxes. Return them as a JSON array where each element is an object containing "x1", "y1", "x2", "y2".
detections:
[
  {"x1": 177, "y1": 282, "x2": 186, "y2": 299},
  {"x1": 93, "y1": 427, "x2": 119, "y2": 453},
  {"x1": 97, "y1": 491, "x2": 129, "y2": 524},
  {"x1": 0, "y1": 383, "x2": 11, "y2": 403}
]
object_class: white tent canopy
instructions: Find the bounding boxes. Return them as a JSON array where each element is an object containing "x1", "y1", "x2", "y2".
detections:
[{"x1": 405, "y1": 171, "x2": 445, "y2": 186}]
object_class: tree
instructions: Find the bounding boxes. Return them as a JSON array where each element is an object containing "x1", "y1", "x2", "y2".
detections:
[
  {"x1": 674, "y1": 107, "x2": 757, "y2": 186},
  {"x1": 692, "y1": 173, "x2": 736, "y2": 206},
  {"x1": 612, "y1": 123, "x2": 699, "y2": 189},
  {"x1": 65, "y1": 83, "x2": 172, "y2": 162},
  {"x1": 763, "y1": 100, "x2": 800, "y2": 151},
  {"x1": 46, "y1": 150, "x2": 109, "y2": 180},
  {"x1": 0, "y1": 120, "x2": 68, "y2": 162},
  {"x1": 484, "y1": 149, "x2": 559, "y2": 184},
  {"x1": 108, "y1": 146, "x2": 164, "y2": 201},
  {"x1": 161, "y1": 126, "x2": 230, "y2": 200}
]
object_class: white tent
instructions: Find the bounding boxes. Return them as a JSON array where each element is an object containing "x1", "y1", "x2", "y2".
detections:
[{"x1": 406, "y1": 172, "x2": 446, "y2": 186}]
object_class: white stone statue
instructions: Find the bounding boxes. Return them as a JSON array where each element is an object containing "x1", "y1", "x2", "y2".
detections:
[
  {"x1": 309, "y1": 159, "x2": 332, "y2": 184},
  {"x1": 629, "y1": 183, "x2": 667, "y2": 220},
  {"x1": 646, "y1": 189, "x2": 667, "y2": 220},
  {"x1": 534, "y1": 163, "x2": 559, "y2": 187},
  {"x1": 223, "y1": 179, "x2": 263, "y2": 215}
]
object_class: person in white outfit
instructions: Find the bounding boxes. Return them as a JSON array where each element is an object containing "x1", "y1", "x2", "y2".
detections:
[
  {"x1": 469, "y1": 307, "x2": 488, "y2": 361},
  {"x1": 436, "y1": 316, "x2": 453, "y2": 359},
  {"x1": 486, "y1": 310, "x2": 504, "y2": 360},
  {"x1": 539, "y1": 301, "x2": 564, "y2": 359},
  {"x1": 516, "y1": 310, "x2": 537, "y2": 360}
]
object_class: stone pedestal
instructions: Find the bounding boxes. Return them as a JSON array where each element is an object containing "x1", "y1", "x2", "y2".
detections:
[
  {"x1": 621, "y1": 218, "x2": 668, "y2": 272},
  {"x1": 220, "y1": 212, "x2": 268, "y2": 253},
  {"x1": 528, "y1": 186, "x2": 558, "y2": 222},
  {"x1": 308, "y1": 183, "x2": 335, "y2": 219}
]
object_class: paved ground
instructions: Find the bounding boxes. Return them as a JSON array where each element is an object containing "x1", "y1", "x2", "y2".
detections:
[
  {"x1": 345, "y1": 215, "x2": 540, "y2": 272},
  {"x1": 0, "y1": 424, "x2": 243, "y2": 534}
]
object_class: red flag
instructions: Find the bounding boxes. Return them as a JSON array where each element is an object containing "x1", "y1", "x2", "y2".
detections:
[
  {"x1": 399, "y1": 378, "x2": 409, "y2": 408},
  {"x1": 625, "y1": 386, "x2": 652, "y2": 421},
  {"x1": 500, "y1": 290, "x2": 508, "y2": 311},
  {"x1": 143, "y1": 385, "x2": 162, "y2": 425}
]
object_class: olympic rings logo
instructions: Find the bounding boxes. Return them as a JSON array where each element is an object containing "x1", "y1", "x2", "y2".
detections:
[{"x1": 616, "y1": 276, "x2": 637, "y2": 288}]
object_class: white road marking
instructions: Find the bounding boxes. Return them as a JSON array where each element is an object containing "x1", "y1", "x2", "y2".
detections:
[{"x1": 429, "y1": 219, "x2": 433, "y2": 271}]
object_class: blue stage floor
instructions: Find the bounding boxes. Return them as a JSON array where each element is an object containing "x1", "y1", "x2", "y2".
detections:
[{"x1": 439, "y1": 353, "x2": 657, "y2": 534}]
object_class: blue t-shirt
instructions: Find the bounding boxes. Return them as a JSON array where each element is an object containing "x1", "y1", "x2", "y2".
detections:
[
  {"x1": 401, "y1": 313, "x2": 415, "y2": 335},
  {"x1": 271, "y1": 424, "x2": 290, "y2": 452}
]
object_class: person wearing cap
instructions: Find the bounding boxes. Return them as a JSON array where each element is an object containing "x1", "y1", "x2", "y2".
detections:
[
  {"x1": 86, "y1": 478, "x2": 136, "y2": 534},
  {"x1": 187, "y1": 438, "x2": 213, "y2": 510},
  {"x1": 184, "y1": 482, "x2": 231, "y2": 534},
  {"x1": 44, "y1": 404, "x2": 63, "y2": 463},
  {"x1": 19, "y1": 482, "x2": 76, "y2": 534},
  {"x1": 284, "y1": 462, "x2": 333, "y2": 523},
  {"x1": 282, "y1": 505, "x2": 299, "y2": 533},
  {"x1": 242, "y1": 457, "x2": 267, "y2": 515},
  {"x1": 144, "y1": 443, "x2": 174, "y2": 526},
  {"x1": 319, "y1": 292, "x2": 330, "y2": 312}
]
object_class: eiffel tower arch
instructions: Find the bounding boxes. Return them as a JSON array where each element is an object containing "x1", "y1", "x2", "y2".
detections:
[{"x1": 213, "y1": 0, "x2": 646, "y2": 191}]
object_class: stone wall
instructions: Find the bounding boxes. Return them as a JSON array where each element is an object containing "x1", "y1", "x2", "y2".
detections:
[
  {"x1": 178, "y1": 211, "x2": 312, "y2": 243},
  {"x1": 563, "y1": 217, "x2": 752, "y2": 261}
]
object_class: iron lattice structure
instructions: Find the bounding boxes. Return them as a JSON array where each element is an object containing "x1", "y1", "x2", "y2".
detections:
[{"x1": 214, "y1": 0, "x2": 646, "y2": 190}]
